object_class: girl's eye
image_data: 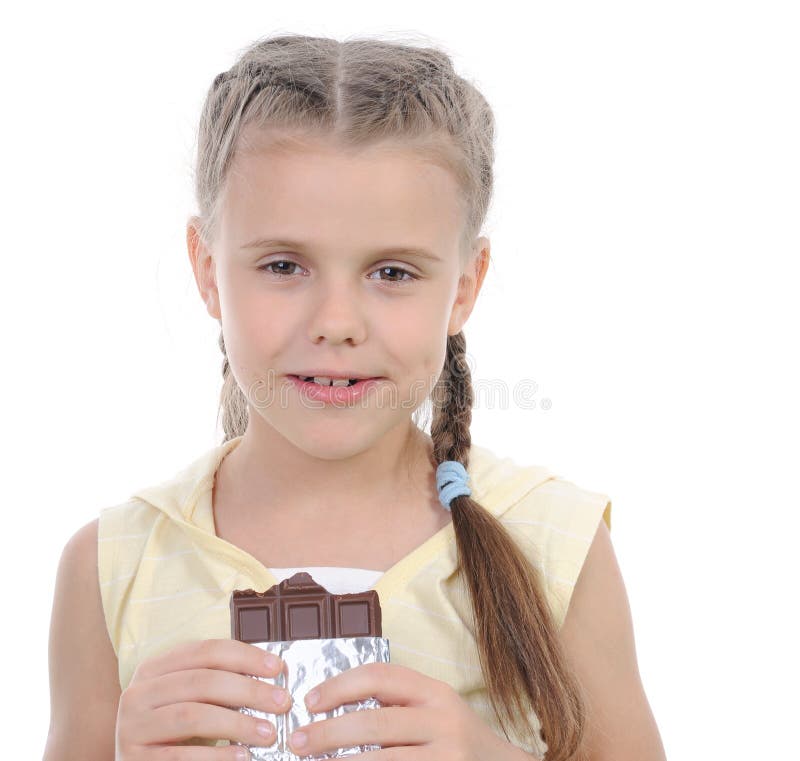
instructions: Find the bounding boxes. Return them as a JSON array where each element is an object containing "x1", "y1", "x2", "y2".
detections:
[
  {"x1": 258, "y1": 260, "x2": 419, "y2": 287},
  {"x1": 367, "y1": 265, "x2": 418, "y2": 286},
  {"x1": 259, "y1": 260, "x2": 302, "y2": 277}
]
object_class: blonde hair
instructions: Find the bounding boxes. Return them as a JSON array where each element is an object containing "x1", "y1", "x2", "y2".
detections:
[{"x1": 190, "y1": 32, "x2": 587, "y2": 760}]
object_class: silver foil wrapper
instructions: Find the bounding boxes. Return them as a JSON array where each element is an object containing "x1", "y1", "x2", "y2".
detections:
[{"x1": 236, "y1": 636, "x2": 391, "y2": 761}]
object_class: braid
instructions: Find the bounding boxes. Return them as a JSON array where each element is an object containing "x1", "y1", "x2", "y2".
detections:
[
  {"x1": 217, "y1": 328, "x2": 249, "y2": 443},
  {"x1": 431, "y1": 331, "x2": 473, "y2": 464},
  {"x1": 430, "y1": 331, "x2": 587, "y2": 759}
]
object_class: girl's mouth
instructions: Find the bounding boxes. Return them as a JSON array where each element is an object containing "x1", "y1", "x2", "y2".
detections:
[
  {"x1": 287, "y1": 375, "x2": 383, "y2": 404},
  {"x1": 293, "y1": 375, "x2": 362, "y2": 387}
]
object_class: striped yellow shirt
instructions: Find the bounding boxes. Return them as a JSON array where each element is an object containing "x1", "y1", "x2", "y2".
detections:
[{"x1": 98, "y1": 435, "x2": 611, "y2": 758}]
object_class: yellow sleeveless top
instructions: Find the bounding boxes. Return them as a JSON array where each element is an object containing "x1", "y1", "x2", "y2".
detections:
[{"x1": 98, "y1": 436, "x2": 611, "y2": 758}]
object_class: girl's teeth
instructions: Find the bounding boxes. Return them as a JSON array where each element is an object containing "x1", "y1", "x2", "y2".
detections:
[{"x1": 303, "y1": 376, "x2": 357, "y2": 386}]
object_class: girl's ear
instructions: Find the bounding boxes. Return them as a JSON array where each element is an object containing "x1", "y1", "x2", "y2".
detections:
[
  {"x1": 447, "y1": 238, "x2": 491, "y2": 336},
  {"x1": 186, "y1": 216, "x2": 222, "y2": 320}
]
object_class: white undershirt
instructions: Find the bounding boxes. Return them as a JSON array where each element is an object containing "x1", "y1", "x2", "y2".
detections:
[{"x1": 269, "y1": 566, "x2": 385, "y2": 594}]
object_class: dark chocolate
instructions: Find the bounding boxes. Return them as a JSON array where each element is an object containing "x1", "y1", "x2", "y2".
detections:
[{"x1": 230, "y1": 571, "x2": 382, "y2": 642}]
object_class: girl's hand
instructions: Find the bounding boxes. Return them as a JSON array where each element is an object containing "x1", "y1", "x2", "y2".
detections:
[
  {"x1": 287, "y1": 662, "x2": 526, "y2": 761},
  {"x1": 115, "y1": 638, "x2": 293, "y2": 759}
]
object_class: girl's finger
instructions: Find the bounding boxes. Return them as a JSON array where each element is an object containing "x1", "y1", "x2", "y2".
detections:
[
  {"x1": 131, "y1": 745, "x2": 254, "y2": 761},
  {"x1": 303, "y1": 662, "x2": 449, "y2": 713},
  {"x1": 143, "y1": 666, "x2": 292, "y2": 716},
  {"x1": 131, "y1": 699, "x2": 277, "y2": 748},
  {"x1": 133, "y1": 638, "x2": 284, "y2": 683},
  {"x1": 344, "y1": 746, "x2": 431, "y2": 761},
  {"x1": 289, "y1": 706, "x2": 434, "y2": 758}
]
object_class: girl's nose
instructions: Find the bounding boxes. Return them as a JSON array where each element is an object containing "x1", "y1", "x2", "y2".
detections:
[{"x1": 306, "y1": 282, "x2": 368, "y2": 345}]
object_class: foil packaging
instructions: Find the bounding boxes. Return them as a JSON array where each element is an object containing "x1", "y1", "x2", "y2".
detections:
[{"x1": 235, "y1": 636, "x2": 391, "y2": 761}]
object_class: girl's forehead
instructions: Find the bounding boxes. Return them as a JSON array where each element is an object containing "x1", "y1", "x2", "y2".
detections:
[
  {"x1": 222, "y1": 136, "x2": 464, "y2": 245},
  {"x1": 230, "y1": 125, "x2": 461, "y2": 192},
  {"x1": 232, "y1": 131, "x2": 449, "y2": 182}
]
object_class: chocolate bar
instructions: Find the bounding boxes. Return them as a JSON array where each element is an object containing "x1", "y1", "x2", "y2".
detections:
[
  {"x1": 229, "y1": 572, "x2": 389, "y2": 760},
  {"x1": 230, "y1": 571, "x2": 382, "y2": 642}
]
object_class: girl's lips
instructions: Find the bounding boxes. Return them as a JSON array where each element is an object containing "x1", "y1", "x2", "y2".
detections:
[
  {"x1": 286, "y1": 375, "x2": 384, "y2": 405},
  {"x1": 289, "y1": 374, "x2": 383, "y2": 380}
]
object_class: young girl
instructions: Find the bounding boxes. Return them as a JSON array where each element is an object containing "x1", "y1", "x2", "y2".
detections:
[{"x1": 45, "y1": 34, "x2": 666, "y2": 761}]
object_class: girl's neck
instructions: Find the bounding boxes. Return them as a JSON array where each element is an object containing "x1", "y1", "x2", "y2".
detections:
[{"x1": 216, "y1": 421, "x2": 438, "y2": 527}]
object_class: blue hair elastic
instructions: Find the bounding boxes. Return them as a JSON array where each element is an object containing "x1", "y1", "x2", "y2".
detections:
[{"x1": 436, "y1": 460, "x2": 471, "y2": 510}]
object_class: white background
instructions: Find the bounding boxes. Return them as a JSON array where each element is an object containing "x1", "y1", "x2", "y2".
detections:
[{"x1": 4, "y1": 1, "x2": 798, "y2": 757}]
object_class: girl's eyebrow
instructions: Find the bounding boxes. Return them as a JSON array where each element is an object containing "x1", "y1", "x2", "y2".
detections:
[{"x1": 240, "y1": 237, "x2": 442, "y2": 263}]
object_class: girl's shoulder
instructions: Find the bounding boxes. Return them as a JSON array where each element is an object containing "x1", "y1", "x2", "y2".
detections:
[
  {"x1": 469, "y1": 441, "x2": 611, "y2": 526},
  {"x1": 98, "y1": 496, "x2": 161, "y2": 529},
  {"x1": 470, "y1": 442, "x2": 612, "y2": 629}
]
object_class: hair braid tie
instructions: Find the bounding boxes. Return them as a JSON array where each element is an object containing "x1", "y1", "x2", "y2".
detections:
[{"x1": 436, "y1": 460, "x2": 471, "y2": 510}]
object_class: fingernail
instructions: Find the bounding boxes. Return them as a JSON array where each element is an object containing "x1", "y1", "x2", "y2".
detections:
[
  {"x1": 290, "y1": 730, "x2": 307, "y2": 748},
  {"x1": 235, "y1": 748, "x2": 250, "y2": 760},
  {"x1": 306, "y1": 689, "x2": 320, "y2": 707},
  {"x1": 264, "y1": 653, "x2": 280, "y2": 669},
  {"x1": 272, "y1": 687, "x2": 287, "y2": 704}
]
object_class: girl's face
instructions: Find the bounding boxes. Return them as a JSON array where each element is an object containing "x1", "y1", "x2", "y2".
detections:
[{"x1": 189, "y1": 130, "x2": 489, "y2": 458}]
